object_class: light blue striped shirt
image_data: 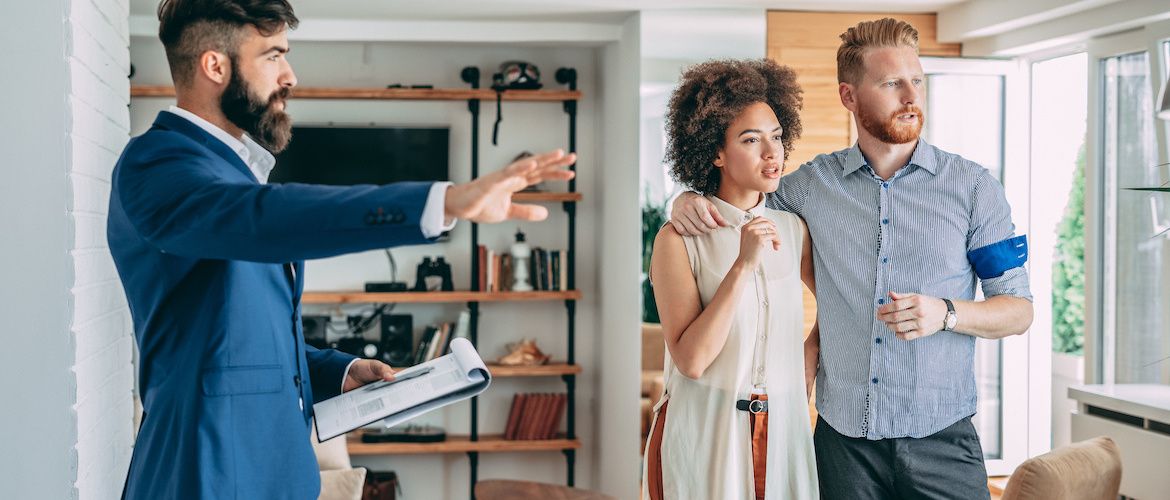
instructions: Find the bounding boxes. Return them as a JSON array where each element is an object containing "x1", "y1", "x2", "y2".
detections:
[{"x1": 770, "y1": 139, "x2": 1031, "y2": 440}]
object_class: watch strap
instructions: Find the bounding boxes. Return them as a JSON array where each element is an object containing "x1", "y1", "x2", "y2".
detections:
[{"x1": 941, "y1": 298, "x2": 956, "y2": 331}]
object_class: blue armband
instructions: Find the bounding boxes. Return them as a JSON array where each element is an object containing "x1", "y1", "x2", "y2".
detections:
[{"x1": 967, "y1": 235, "x2": 1028, "y2": 279}]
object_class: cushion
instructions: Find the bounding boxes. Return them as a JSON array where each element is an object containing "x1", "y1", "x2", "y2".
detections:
[
  {"x1": 318, "y1": 468, "x2": 366, "y2": 500},
  {"x1": 310, "y1": 421, "x2": 352, "y2": 471},
  {"x1": 640, "y1": 372, "x2": 664, "y2": 399},
  {"x1": 1002, "y1": 436, "x2": 1121, "y2": 500},
  {"x1": 642, "y1": 323, "x2": 665, "y2": 370}
]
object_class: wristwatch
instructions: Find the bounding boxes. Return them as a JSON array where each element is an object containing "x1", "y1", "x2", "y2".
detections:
[{"x1": 941, "y1": 298, "x2": 958, "y2": 331}]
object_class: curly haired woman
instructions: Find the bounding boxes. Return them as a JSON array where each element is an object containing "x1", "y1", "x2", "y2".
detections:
[{"x1": 642, "y1": 59, "x2": 819, "y2": 500}]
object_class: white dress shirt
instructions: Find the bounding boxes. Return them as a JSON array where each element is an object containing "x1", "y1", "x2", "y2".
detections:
[{"x1": 166, "y1": 106, "x2": 457, "y2": 391}]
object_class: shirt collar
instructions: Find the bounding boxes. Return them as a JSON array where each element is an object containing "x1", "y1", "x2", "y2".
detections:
[
  {"x1": 842, "y1": 138, "x2": 938, "y2": 177},
  {"x1": 166, "y1": 105, "x2": 277, "y2": 184},
  {"x1": 708, "y1": 193, "x2": 768, "y2": 228}
]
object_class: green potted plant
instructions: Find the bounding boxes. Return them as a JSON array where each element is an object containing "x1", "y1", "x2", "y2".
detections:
[{"x1": 642, "y1": 197, "x2": 667, "y2": 323}]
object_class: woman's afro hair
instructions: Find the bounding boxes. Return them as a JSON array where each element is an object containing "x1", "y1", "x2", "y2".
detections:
[{"x1": 664, "y1": 59, "x2": 803, "y2": 195}]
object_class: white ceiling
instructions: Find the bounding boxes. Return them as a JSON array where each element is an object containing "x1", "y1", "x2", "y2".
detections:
[{"x1": 131, "y1": 0, "x2": 967, "y2": 22}]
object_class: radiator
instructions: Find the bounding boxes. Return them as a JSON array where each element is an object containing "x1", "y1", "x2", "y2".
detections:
[{"x1": 1069, "y1": 384, "x2": 1170, "y2": 500}]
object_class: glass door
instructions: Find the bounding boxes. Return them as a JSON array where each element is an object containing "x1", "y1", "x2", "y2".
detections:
[
  {"x1": 919, "y1": 56, "x2": 1037, "y2": 475},
  {"x1": 1086, "y1": 29, "x2": 1170, "y2": 387}
]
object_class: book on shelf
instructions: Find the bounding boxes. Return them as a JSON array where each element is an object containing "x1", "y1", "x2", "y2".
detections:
[
  {"x1": 551, "y1": 250, "x2": 561, "y2": 291},
  {"x1": 503, "y1": 392, "x2": 568, "y2": 440},
  {"x1": 426, "y1": 323, "x2": 449, "y2": 362},
  {"x1": 413, "y1": 326, "x2": 434, "y2": 365},
  {"x1": 476, "y1": 244, "x2": 567, "y2": 292},
  {"x1": 477, "y1": 245, "x2": 487, "y2": 292},
  {"x1": 499, "y1": 253, "x2": 514, "y2": 291},
  {"x1": 504, "y1": 393, "x2": 527, "y2": 440},
  {"x1": 446, "y1": 310, "x2": 471, "y2": 355},
  {"x1": 412, "y1": 322, "x2": 460, "y2": 365},
  {"x1": 516, "y1": 393, "x2": 539, "y2": 440},
  {"x1": 559, "y1": 250, "x2": 568, "y2": 291}
]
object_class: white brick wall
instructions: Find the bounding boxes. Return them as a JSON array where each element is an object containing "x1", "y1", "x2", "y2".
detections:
[{"x1": 66, "y1": 0, "x2": 134, "y2": 499}]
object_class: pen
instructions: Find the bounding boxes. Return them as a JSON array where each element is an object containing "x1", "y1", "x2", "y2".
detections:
[{"x1": 359, "y1": 366, "x2": 434, "y2": 392}]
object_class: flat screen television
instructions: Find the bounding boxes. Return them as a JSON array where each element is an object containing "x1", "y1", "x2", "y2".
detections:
[{"x1": 270, "y1": 126, "x2": 449, "y2": 186}]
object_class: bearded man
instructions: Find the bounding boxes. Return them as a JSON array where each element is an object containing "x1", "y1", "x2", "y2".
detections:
[
  {"x1": 670, "y1": 18, "x2": 1033, "y2": 500},
  {"x1": 109, "y1": 1, "x2": 575, "y2": 498}
]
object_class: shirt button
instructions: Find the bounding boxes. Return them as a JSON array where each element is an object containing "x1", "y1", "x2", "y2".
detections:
[
  {"x1": 872, "y1": 378, "x2": 879, "y2": 384},
  {"x1": 293, "y1": 375, "x2": 302, "y2": 387},
  {"x1": 882, "y1": 257, "x2": 888, "y2": 264},
  {"x1": 878, "y1": 298, "x2": 885, "y2": 305},
  {"x1": 882, "y1": 218, "x2": 889, "y2": 225},
  {"x1": 882, "y1": 182, "x2": 889, "y2": 189},
  {"x1": 762, "y1": 299, "x2": 769, "y2": 306},
  {"x1": 875, "y1": 338, "x2": 883, "y2": 344}
]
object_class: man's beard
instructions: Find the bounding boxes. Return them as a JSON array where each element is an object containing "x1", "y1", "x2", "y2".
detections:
[
  {"x1": 858, "y1": 104, "x2": 924, "y2": 145},
  {"x1": 221, "y1": 60, "x2": 293, "y2": 153}
]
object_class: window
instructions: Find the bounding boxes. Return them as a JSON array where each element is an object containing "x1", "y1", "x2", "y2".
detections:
[
  {"x1": 1030, "y1": 52, "x2": 1088, "y2": 450},
  {"x1": 923, "y1": 74, "x2": 1005, "y2": 181},
  {"x1": 1100, "y1": 50, "x2": 1168, "y2": 384},
  {"x1": 920, "y1": 57, "x2": 1028, "y2": 472}
]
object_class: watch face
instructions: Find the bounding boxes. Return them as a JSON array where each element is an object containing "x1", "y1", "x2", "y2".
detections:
[{"x1": 945, "y1": 313, "x2": 958, "y2": 330}]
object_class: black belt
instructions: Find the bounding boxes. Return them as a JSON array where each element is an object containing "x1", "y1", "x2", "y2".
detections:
[{"x1": 736, "y1": 399, "x2": 768, "y2": 414}]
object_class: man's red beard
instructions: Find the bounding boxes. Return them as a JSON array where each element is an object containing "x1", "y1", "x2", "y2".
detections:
[{"x1": 858, "y1": 104, "x2": 924, "y2": 145}]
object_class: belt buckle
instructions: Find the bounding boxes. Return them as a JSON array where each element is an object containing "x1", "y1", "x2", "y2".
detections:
[{"x1": 748, "y1": 399, "x2": 766, "y2": 414}]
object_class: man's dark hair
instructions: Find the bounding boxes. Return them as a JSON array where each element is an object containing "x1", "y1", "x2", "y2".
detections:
[
  {"x1": 157, "y1": 0, "x2": 299, "y2": 87},
  {"x1": 664, "y1": 59, "x2": 803, "y2": 195}
]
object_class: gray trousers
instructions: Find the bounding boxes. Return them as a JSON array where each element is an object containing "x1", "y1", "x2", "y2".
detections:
[{"x1": 814, "y1": 416, "x2": 990, "y2": 500}]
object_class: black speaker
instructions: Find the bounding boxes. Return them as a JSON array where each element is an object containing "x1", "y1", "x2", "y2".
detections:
[
  {"x1": 336, "y1": 336, "x2": 381, "y2": 359},
  {"x1": 302, "y1": 315, "x2": 330, "y2": 350},
  {"x1": 379, "y1": 314, "x2": 414, "y2": 366}
]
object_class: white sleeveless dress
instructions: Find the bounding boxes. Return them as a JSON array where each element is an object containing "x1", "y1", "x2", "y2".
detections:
[{"x1": 643, "y1": 195, "x2": 818, "y2": 499}]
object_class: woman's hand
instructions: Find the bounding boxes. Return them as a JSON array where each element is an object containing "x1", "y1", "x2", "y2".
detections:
[{"x1": 735, "y1": 216, "x2": 780, "y2": 270}]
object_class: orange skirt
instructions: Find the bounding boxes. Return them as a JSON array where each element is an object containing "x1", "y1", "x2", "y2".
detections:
[{"x1": 645, "y1": 395, "x2": 769, "y2": 500}]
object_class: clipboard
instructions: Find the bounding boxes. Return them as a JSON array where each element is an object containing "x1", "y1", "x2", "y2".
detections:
[{"x1": 313, "y1": 338, "x2": 491, "y2": 441}]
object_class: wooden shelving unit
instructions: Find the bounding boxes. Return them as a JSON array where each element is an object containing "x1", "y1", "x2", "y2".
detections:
[
  {"x1": 347, "y1": 433, "x2": 581, "y2": 456},
  {"x1": 130, "y1": 84, "x2": 580, "y2": 102},
  {"x1": 241, "y1": 66, "x2": 585, "y2": 497},
  {"x1": 488, "y1": 363, "x2": 582, "y2": 378},
  {"x1": 301, "y1": 290, "x2": 580, "y2": 305},
  {"x1": 512, "y1": 192, "x2": 583, "y2": 203}
]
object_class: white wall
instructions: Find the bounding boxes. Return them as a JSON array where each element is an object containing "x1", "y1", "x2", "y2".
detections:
[
  {"x1": 638, "y1": 9, "x2": 766, "y2": 205},
  {"x1": 129, "y1": 36, "x2": 613, "y2": 499},
  {"x1": 0, "y1": 2, "x2": 74, "y2": 497},
  {"x1": 595, "y1": 13, "x2": 643, "y2": 500},
  {"x1": 941, "y1": 0, "x2": 1170, "y2": 56},
  {"x1": 0, "y1": 0, "x2": 136, "y2": 499}
]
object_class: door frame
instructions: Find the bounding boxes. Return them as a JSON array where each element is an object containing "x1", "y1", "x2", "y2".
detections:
[{"x1": 919, "y1": 56, "x2": 1041, "y2": 474}]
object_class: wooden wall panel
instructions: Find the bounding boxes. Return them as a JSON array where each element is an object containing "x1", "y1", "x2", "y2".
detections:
[{"x1": 768, "y1": 11, "x2": 960, "y2": 170}]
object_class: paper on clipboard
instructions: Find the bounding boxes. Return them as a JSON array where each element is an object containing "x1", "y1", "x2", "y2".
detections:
[{"x1": 313, "y1": 337, "x2": 491, "y2": 441}]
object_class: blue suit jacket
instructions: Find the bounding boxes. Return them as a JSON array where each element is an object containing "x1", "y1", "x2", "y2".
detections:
[{"x1": 109, "y1": 111, "x2": 435, "y2": 499}]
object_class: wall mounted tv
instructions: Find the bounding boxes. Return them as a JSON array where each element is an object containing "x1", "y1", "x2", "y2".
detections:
[{"x1": 270, "y1": 126, "x2": 449, "y2": 186}]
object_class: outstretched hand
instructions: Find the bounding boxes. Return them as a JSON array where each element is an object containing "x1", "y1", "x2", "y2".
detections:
[{"x1": 444, "y1": 149, "x2": 577, "y2": 224}]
